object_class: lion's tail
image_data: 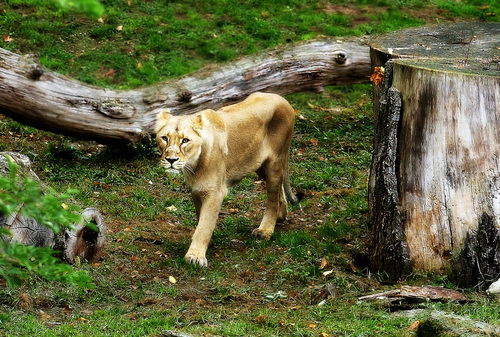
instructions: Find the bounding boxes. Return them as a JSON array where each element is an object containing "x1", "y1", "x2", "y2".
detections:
[{"x1": 284, "y1": 159, "x2": 303, "y2": 205}]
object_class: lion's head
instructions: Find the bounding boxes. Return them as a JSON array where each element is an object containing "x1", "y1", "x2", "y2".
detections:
[{"x1": 154, "y1": 110, "x2": 205, "y2": 176}]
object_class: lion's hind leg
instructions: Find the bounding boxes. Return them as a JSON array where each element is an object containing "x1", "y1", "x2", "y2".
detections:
[
  {"x1": 276, "y1": 184, "x2": 288, "y2": 223},
  {"x1": 252, "y1": 162, "x2": 287, "y2": 240}
]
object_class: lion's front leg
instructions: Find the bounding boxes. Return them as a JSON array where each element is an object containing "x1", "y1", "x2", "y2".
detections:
[{"x1": 185, "y1": 191, "x2": 225, "y2": 266}]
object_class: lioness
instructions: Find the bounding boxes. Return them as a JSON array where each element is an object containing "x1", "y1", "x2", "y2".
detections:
[{"x1": 155, "y1": 92, "x2": 299, "y2": 266}]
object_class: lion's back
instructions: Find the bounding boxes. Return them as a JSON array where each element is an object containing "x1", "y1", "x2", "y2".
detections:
[{"x1": 218, "y1": 92, "x2": 294, "y2": 133}]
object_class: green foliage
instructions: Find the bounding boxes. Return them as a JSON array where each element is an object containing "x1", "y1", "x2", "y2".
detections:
[
  {"x1": 0, "y1": 240, "x2": 92, "y2": 289},
  {"x1": 0, "y1": 158, "x2": 81, "y2": 233},
  {"x1": 0, "y1": 158, "x2": 92, "y2": 289}
]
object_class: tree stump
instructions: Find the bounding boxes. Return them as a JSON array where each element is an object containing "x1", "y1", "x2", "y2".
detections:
[
  {"x1": 0, "y1": 152, "x2": 107, "y2": 263},
  {"x1": 368, "y1": 22, "x2": 500, "y2": 286}
]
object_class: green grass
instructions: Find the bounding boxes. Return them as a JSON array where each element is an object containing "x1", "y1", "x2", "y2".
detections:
[{"x1": 1, "y1": 0, "x2": 500, "y2": 336}]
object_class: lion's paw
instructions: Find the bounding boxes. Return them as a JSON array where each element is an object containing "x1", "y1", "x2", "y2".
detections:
[
  {"x1": 252, "y1": 228, "x2": 273, "y2": 240},
  {"x1": 185, "y1": 252, "x2": 208, "y2": 267}
]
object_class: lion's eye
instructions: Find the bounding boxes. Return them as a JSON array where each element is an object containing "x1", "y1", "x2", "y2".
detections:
[
  {"x1": 181, "y1": 138, "x2": 190, "y2": 144},
  {"x1": 161, "y1": 136, "x2": 168, "y2": 143}
]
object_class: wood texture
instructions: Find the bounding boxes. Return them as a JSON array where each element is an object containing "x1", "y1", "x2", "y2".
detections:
[
  {"x1": 0, "y1": 39, "x2": 371, "y2": 144},
  {"x1": 394, "y1": 60, "x2": 500, "y2": 273},
  {"x1": 367, "y1": 61, "x2": 411, "y2": 278},
  {"x1": 369, "y1": 22, "x2": 500, "y2": 283}
]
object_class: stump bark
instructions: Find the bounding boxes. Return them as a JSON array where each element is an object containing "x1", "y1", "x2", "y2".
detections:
[
  {"x1": 368, "y1": 22, "x2": 500, "y2": 285},
  {"x1": 0, "y1": 152, "x2": 107, "y2": 263}
]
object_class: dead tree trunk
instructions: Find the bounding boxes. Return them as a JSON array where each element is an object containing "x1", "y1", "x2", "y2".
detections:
[
  {"x1": 0, "y1": 38, "x2": 370, "y2": 144},
  {"x1": 368, "y1": 22, "x2": 500, "y2": 286},
  {"x1": 0, "y1": 152, "x2": 107, "y2": 263}
]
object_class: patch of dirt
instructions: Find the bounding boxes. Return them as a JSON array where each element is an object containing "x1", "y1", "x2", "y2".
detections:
[
  {"x1": 322, "y1": 4, "x2": 387, "y2": 26},
  {"x1": 321, "y1": 3, "x2": 458, "y2": 27}
]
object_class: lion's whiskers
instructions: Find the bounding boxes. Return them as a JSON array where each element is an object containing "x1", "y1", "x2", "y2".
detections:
[{"x1": 183, "y1": 164, "x2": 195, "y2": 177}]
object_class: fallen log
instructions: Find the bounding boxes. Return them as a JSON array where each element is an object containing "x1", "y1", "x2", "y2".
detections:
[
  {"x1": 0, "y1": 38, "x2": 371, "y2": 144},
  {"x1": 358, "y1": 285, "x2": 467, "y2": 311},
  {"x1": 0, "y1": 152, "x2": 107, "y2": 263}
]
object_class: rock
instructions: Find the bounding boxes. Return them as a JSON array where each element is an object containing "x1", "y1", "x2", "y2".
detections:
[{"x1": 486, "y1": 279, "x2": 500, "y2": 298}]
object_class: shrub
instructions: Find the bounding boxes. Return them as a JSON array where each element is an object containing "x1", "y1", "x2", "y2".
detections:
[{"x1": 0, "y1": 158, "x2": 92, "y2": 289}]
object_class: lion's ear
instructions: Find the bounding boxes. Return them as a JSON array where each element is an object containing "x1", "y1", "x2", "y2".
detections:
[
  {"x1": 192, "y1": 114, "x2": 204, "y2": 132},
  {"x1": 193, "y1": 110, "x2": 224, "y2": 132},
  {"x1": 192, "y1": 110, "x2": 215, "y2": 132},
  {"x1": 155, "y1": 109, "x2": 172, "y2": 133}
]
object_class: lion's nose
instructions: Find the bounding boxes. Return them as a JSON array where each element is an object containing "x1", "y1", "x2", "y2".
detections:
[{"x1": 166, "y1": 158, "x2": 179, "y2": 165}]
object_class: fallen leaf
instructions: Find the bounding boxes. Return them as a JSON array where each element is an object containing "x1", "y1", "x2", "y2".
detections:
[
  {"x1": 39, "y1": 310, "x2": 51, "y2": 319},
  {"x1": 408, "y1": 320, "x2": 421, "y2": 331},
  {"x1": 169, "y1": 275, "x2": 177, "y2": 284},
  {"x1": 4, "y1": 35, "x2": 13, "y2": 42},
  {"x1": 124, "y1": 227, "x2": 130, "y2": 231},
  {"x1": 370, "y1": 66, "x2": 384, "y2": 86},
  {"x1": 19, "y1": 293, "x2": 31, "y2": 309},
  {"x1": 105, "y1": 69, "x2": 115, "y2": 76},
  {"x1": 254, "y1": 314, "x2": 268, "y2": 323},
  {"x1": 310, "y1": 138, "x2": 318, "y2": 146},
  {"x1": 308, "y1": 323, "x2": 317, "y2": 329},
  {"x1": 323, "y1": 269, "x2": 333, "y2": 276},
  {"x1": 116, "y1": 25, "x2": 123, "y2": 31},
  {"x1": 320, "y1": 332, "x2": 329, "y2": 337},
  {"x1": 61, "y1": 203, "x2": 69, "y2": 210},
  {"x1": 320, "y1": 258, "x2": 327, "y2": 269},
  {"x1": 137, "y1": 61, "x2": 143, "y2": 68},
  {"x1": 167, "y1": 205, "x2": 177, "y2": 211},
  {"x1": 78, "y1": 317, "x2": 88, "y2": 322}
]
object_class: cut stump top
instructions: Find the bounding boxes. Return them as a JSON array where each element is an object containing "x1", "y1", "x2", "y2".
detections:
[{"x1": 370, "y1": 22, "x2": 500, "y2": 76}]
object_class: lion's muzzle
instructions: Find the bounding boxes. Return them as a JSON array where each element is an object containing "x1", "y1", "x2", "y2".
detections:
[{"x1": 161, "y1": 155, "x2": 183, "y2": 175}]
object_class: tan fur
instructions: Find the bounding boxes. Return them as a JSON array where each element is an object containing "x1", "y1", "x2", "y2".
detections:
[{"x1": 155, "y1": 92, "x2": 298, "y2": 266}]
